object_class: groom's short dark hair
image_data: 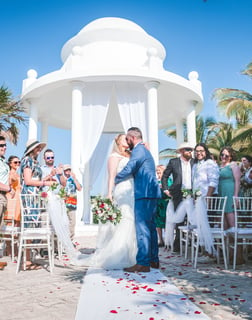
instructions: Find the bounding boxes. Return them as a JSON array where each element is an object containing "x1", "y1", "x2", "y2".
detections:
[{"x1": 127, "y1": 127, "x2": 142, "y2": 140}]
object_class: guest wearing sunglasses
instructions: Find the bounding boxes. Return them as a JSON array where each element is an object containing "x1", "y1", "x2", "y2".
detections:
[
  {"x1": 218, "y1": 147, "x2": 241, "y2": 230},
  {"x1": 5, "y1": 156, "x2": 22, "y2": 227},
  {"x1": 41, "y1": 149, "x2": 66, "y2": 191},
  {"x1": 0, "y1": 136, "x2": 14, "y2": 269}
]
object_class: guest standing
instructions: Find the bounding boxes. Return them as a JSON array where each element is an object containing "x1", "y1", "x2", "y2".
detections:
[
  {"x1": 41, "y1": 148, "x2": 66, "y2": 191},
  {"x1": 218, "y1": 147, "x2": 240, "y2": 230},
  {"x1": 239, "y1": 155, "x2": 252, "y2": 197},
  {"x1": 63, "y1": 165, "x2": 82, "y2": 243},
  {"x1": 155, "y1": 164, "x2": 172, "y2": 247},
  {"x1": 161, "y1": 142, "x2": 194, "y2": 252},
  {"x1": 5, "y1": 156, "x2": 21, "y2": 226},
  {"x1": 0, "y1": 136, "x2": 14, "y2": 270},
  {"x1": 20, "y1": 139, "x2": 54, "y2": 269},
  {"x1": 192, "y1": 143, "x2": 219, "y2": 197}
]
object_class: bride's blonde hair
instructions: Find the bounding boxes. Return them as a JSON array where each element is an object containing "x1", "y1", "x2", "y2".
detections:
[{"x1": 112, "y1": 134, "x2": 130, "y2": 157}]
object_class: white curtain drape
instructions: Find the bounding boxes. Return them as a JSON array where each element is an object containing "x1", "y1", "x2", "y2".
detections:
[
  {"x1": 115, "y1": 83, "x2": 147, "y2": 141},
  {"x1": 89, "y1": 133, "x2": 115, "y2": 196},
  {"x1": 80, "y1": 84, "x2": 112, "y2": 223}
]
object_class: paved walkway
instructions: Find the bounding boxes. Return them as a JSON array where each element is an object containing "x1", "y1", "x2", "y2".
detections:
[{"x1": 0, "y1": 234, "x2": 251, "y2": 320}]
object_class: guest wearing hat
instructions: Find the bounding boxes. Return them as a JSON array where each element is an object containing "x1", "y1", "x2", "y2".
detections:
[
  {"x1": 20, "y1": 139, "x2": 55, "y2": 270},
  {"x1": 161, "y1": 142, "x2": 194, "y2": 252},
  {"x1": 63, "y1": 164, "x2": 82, "y2": 243}
]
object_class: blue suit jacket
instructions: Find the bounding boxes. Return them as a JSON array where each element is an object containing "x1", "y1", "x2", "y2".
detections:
[{"x1": 115, "y1": 143, "x2": 161, "y2": 200}]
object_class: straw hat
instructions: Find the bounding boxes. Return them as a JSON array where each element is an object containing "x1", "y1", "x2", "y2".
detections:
[
  {"x1": 176, "y1": 142, "x2": 194, "y2": 152},
  {"x1": 24, "y1": 139, "x2": 46, "y2": 156},
  {"x1": 63, "y1": 164, "x2": 71, "y2": 171}
]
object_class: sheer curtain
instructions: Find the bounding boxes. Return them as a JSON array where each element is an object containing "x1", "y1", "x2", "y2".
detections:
[
  {"x1": 89, "y1": 133, "x2": 115, "y2": 196},
  {"x1": 80, "y1": 83, "x2": 112, "y2": 223},
  {"x1": 115, "y1": 83, "x2": 147, "y2": 141}
]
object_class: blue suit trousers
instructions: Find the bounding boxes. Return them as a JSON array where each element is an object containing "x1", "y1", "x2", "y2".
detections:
[{"x1": 135, "y1": 198, "x2": 159, "y2": 266}]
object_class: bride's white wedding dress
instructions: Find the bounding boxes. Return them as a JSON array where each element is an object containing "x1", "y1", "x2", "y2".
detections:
[{"x1": 75, "y1": 154, "x2": 137, "y2": 269}]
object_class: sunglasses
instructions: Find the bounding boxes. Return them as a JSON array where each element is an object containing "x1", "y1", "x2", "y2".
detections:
[
  {"x1": 13, "y1": 161, "x2": 21, "y2": 164},
  {"x1": 221, "y1": 154, "x2": 230, "y2": 158},
  {"x1": 46, "y1": 156, "x2": 54, "y2": 160},
  {"x1": 184, "y1": 148, "x2": 193, "y2": 152},
  {"x1": 0, "y1": 143, "x2": 7, "y2": 148},
  {"x1": 195, "y1": 149, "x2": 205, "y2": 153}
]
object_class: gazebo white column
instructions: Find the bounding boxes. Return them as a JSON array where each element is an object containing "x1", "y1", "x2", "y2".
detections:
[
  {"x1": 186, "y1": 101, "x2": 197, "y2": 148},
  {"x1": 28, "y1": 100, "x2": 38, "y2": 140},
  {"x1": 41, "y1": 121, "x2": 48, "y2": 143},
  {"x1": 71, "y1": 81, "x2": 84, "y2": 228},
  {"x1": 145, "y1": 81, "x2": 160, "y2": 164},
  {"x1": 176, "y1": 119, "x2": 184, "y2": 146}
]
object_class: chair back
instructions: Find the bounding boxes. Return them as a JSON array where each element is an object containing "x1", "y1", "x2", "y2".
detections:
[
  {"x1": 205, "y1": 196, "x2": 227, "y2": 230},
  {"x1": 20, "y1": 194, "x2": 49, "y2": 233},
  {"x1": 233, "y1": 197, "x2": 252, "y2": 229}
]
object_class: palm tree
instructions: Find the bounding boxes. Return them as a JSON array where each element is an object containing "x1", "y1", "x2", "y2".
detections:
[
  {"x1": 0, "y1": 85, "x2": 27, "y2": 144},
  {"x1": 212, "y1": 61, "x2": 252, "y2": 128},
  {"x1": 159, "y1": 116, "x2": 217, "y2": 160},
  {"x1": 212, "y1": 61, "x2": 252, "y2": 155}
]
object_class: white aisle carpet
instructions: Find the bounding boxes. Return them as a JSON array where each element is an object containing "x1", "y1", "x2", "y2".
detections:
[{"x1": 75, "y1": 268, "x2": 210, "y2": 320}]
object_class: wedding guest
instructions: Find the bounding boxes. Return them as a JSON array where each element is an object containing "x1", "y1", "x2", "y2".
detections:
[
  {"x1": 161, "y1": 142, "x2": 194, "y2": 252},
  {"x1": 63, "y1": 164, "x2": 82, "y2": 242},
  {"x1": 5, "y1": 156, "x2": 21, "y2": 226},
  {"x1": 218, "y1": 147, "x2": 240, "y2": 230},
  {"x1": 239, "y1": 155, "x2": 252, "y2": 197},
  {"x1": 192, "y1": 143, "x2": 219, "y2": 197},
  {"x1": 4, "y1": 156, "x2": 21, "y2": 258},
  {"x1": 155, "y1": 164, "x2": 172, "y2": 247},
  {"x1": 41, "y1": 148, "x2": 66, "y2": 191},
  {"x1": 20, "y1": 139, "x2": 54, "y2": 270},
  {"x1": 0, "y1": 136, "x2": 14, "y2": 270}
]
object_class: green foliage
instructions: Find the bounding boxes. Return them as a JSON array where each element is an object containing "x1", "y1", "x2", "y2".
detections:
[{"x1": 0, "y1": 85, "x2": 27, "y2": 144}]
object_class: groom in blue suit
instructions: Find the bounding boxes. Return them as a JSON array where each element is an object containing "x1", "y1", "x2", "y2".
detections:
[{"x1": 115, "y1": 127, "x2": 161, "y2": 272}]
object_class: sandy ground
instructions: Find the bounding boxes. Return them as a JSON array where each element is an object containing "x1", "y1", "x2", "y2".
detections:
[{"x1": 0, "y1": 234, "x2": 252, "y2": 320}]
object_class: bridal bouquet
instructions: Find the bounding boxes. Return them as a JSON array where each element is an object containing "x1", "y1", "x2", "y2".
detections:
[{"x1": 91, "y1": 196, "x2": 122, "y2": 225}]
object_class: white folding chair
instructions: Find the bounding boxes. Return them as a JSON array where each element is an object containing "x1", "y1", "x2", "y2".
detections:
[
  {"x1": 0, "y1": 199, "x2": 20, "y2": 261},
  {"x1": 227, "y1": 197, "x2": 252, "y2": 270},
  {"x1": 192, "y1": 196, "x2": 227, "y2": 269},
  {"x1": 178, "y1": 220, "x2": 196, "y2": 259},
  {"x1": 16, "y1": 194, "x2": 55, "y2": 273}
]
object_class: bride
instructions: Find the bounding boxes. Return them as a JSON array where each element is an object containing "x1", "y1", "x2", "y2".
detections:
[{"x1": 75, "y1": 133, "x2": 137, "y2": 269}]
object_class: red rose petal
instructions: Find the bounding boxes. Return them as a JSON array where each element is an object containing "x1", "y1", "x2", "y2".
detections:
[
  {"x1": 110, "y1": 310, "x2": 118, "y2": 313},
  {"x1": 195, "y1": 311, "x2": 201, "y2": 314}
]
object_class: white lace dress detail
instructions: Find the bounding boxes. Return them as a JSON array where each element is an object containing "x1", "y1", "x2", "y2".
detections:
[{"x1": 75, "y1": 154, "x2": 137, "y2": 269}]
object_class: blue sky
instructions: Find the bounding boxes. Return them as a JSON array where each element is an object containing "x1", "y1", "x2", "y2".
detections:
[{"x1": 1, "y1": 0, "x2": 252, "y2": 172}]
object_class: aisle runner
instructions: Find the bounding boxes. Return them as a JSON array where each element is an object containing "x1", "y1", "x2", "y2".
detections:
[{"x1": 75, "y1": 268, "x2": 210, "y2": 320}]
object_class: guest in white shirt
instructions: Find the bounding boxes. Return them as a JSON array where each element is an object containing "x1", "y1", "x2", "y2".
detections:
[{"x1": 192, "y1": 143, "x2": 219, "y2": 197}]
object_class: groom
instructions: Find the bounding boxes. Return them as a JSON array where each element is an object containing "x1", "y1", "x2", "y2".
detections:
[{"x1": 115, "y1": 127, "x2": 161, "y2": 272}]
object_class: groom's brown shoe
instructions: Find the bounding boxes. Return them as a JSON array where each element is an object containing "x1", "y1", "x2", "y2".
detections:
[
  {"x1": 150, "y1": 261, "x2": 159, "y2": 269},
  {"x1": 124, "y1": 264, "x2": 150, "y2": 273}
]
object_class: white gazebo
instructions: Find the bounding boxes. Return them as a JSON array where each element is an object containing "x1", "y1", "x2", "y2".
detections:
[{"x1": 20, "y1": 17, "x2": 203, "y2": 229}]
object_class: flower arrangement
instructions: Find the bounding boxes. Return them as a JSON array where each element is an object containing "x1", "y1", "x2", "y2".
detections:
[
  {"x1": 39, "y1": 183, "x2": 67, "y2": 200},
  {"x1": 193, "y1": 189, "x2": 202, "y2": 199},
  {"x1": 91, "y1": 195, "x2": 122, "y2": 225},
  {"x1": 181, "y1": 188, "x2": 193, "y2": 199},
  {"x1": 181, "y1": 188, "x2": 202, "y2": 200}
]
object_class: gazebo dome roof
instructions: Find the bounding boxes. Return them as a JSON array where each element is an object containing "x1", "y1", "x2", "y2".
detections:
[
  {"x1": 61, "y1": 17, "x2": 166, "y2": 69},
  {"x1": 21, "y1": 17, "x2": 203, "y2": 131}
]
